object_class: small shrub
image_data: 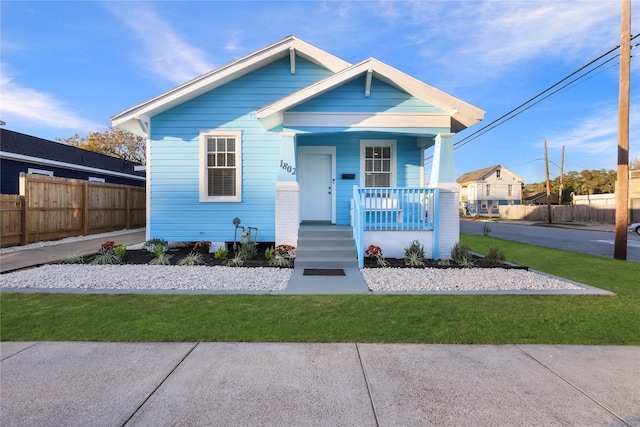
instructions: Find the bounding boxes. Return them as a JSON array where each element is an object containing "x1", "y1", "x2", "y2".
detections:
[
  {"x1": 450, "y1": 242, "x2": 475, "y2": 267},
  {"x1": 113, "y1": 245, "x2": 126, "y2": 259},
  {"x1": 404, "y1": 252, "x2": 425, "y2": 267},
  {"x1": 91, "y1": 248, "x2": 122, "y2": 265},
  {"x1": 153, "y1": 245, "x2": 166, "y2": 257},
  {"x1": 192, "y1": 241, "x2": 211, "y2": 254},
  {"x1": 404, "y1": 240, "x2": 425, "y2": 267},
  {"x1": 63, "y1": 252, "x2": 84, "y2": 264},
  {"x1": 145, "y1": 237, "x2": 167, "y2": 251},
  {"x1": 237, "y1": 242, "x2": 257, "y2": 260},
  {"x1": 485, "y1": 247, "x2": 506, "y2": 266},
  {"x1": 226, "y1": 254, "x2": 244, "y2": 267},
  {"x1": 213, "y1": 245, "x2": 228, "y2": 260},
  {"x1": 268, "y1": 254, "x2": 291, "y2": 268},
  {"x1": 101, "y1": 241, "x2": 116, "y2": 251},
  {"x1": 366, "y1": 245, "x2": 389, "y2": 267},
  {"x1": 265, "y1": 246, "x2": 274, "y2": 260},
  {"x1": 273, "y1": 244, "x2": 295, "y2": 259},
  {"x1": 177, "y1": 251, "x2": 205, "y2": 266},
  {"x1": 149, "y1": 252, "x2": 172, "y2": 266}
]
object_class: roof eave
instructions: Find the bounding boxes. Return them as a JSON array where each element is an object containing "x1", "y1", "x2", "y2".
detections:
[{"x1": 111, "y1": 35, "x2": 351, "y2": 136}]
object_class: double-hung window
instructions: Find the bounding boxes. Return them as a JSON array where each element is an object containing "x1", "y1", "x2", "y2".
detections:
[
  {"x1": 200, "y1": 130, "x2": 241, "y2": 202},
  {"x1": 360, "y1": 139, "x2": 396, "y2": 188}
]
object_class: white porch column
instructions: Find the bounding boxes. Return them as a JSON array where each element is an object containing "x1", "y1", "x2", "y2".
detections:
[
  {"x1": 275, "y1": 132, "x2": 299, "y2": 246},
  {"x1": 428, "y1": 133, "x2": 459, "y2": 259}
]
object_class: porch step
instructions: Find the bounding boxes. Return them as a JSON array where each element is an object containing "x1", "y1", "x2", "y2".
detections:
[{"x1": 295, "y1": 225, "x2": 358, "y2": 269}]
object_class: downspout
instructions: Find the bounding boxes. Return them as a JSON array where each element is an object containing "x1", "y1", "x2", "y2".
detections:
[{"x1": 136, "y1": 115, "x2": 151, "y2": 241}]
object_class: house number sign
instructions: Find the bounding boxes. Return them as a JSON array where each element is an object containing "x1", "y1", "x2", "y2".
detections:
[{"x1": 280, "y1": 160, "x2": 296, "y2": 175}]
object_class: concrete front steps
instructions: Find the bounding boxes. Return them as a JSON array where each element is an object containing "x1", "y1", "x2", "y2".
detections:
[{"x1": 294, "y1": 224, "x2": 358, "y2": 269}]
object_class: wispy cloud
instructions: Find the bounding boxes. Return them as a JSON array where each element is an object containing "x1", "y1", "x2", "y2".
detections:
[
  {"x1": 0, "y1": 69, "x2": 102, "y2": 132},
  {"x1": 107, "y1": 3, "x2": 214, "y2": 84},
  {"x1": 546, "y1": 100, "x2": 640, "y2": 165}
]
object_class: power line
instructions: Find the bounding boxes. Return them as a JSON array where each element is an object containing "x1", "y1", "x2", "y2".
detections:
[{"x1": 425, "y1": 33, "x2": 640, "y2": 165}]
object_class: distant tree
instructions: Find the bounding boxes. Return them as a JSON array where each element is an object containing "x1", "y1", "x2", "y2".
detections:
[
  {"x1": 57, "y1": 128, "x2": 145, "y2": 164},
  {"x1": 524, "y1": 168, "x2": 617, "y2": 201}
]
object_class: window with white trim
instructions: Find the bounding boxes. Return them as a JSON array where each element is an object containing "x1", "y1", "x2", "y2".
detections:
[
  {"x1": 200, "y1": 130, "x2": 241, "y2": 202},
  {"x1": 89, "y1": 177, "x2": 105, "y2": 183},
  {"x1": 486, "y1": 184, "x2": 491, "y2": 196},
  {"x1": 360, "y1": 140, "x2": 396, "y2": 187}
]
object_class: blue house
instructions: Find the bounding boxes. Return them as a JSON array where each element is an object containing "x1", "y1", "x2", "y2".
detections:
[{"x1": 111, "y1": 36, "x2": 484, "y2": 266}]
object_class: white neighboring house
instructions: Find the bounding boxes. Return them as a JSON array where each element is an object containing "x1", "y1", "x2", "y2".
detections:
[{"x1": 458, "y1": 165, "x2": 524, "y2": 215}]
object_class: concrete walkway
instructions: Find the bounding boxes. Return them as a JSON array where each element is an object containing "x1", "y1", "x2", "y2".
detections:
[
  {"x1": 0, "y1": 230, "x2": 146, "y2": 273},
  {"x1": 1, "y1": 342, "x2": 638, "y2": 426}
]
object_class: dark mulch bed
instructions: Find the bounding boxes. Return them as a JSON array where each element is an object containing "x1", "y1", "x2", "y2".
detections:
[
  {"x1": 363, "y1": 256, "x2": 528, "y2": 270},
  {"x1": 120, "y1": 242, "x2": 282, "y2": 268},
  {"x1": 86, "y1": 242, "x2": 527, "y2": 270}
]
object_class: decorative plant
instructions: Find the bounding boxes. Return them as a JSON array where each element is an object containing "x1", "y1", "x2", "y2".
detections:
[
  {"x1": 485, "y1": 247, "x2": 505, "y2": 266},
  {"x1": 450, "y1": 242, "x2": 475, "y2": 267},
  {"x1": 365, "y1": 244, "x2": 389, "y2": 267},
  {"x1": 63, "y1": 252, "x2": 85, "y2": 264},
  {"x1": 404, "y1": 240, "x2": 425, "y2": 267},
  {"x1": 101, "y1": 241, "x2": 116, "y2": 250},
  {"x1": 273, "y1": 244, "x2": 295, "y2": 259},
  {"x1": 268, "y1": 254, "x2": 291, "y2": 268},
  {"x1": 226, "y1": 254, "x2": 244, "y2": 267},
  {"x1": 192, "y1": 241, "x2": 211, "y2": 254},
  {"x1": 91, "y1": 247, "x2": 122, "y2": 265},
  {"x1": 265, "y1": 246, "x2": 275, "y2": 260},
  {"x1": 237, "y1": 242, "x2": 258, "y2": 260},
  {"x1": 144, "y1": 237, "x2": 168, "y2": 251},
  {"x1": 177, "y1": 251, "x2": 205, "y2": 266},
  {"x1": 213, "y1": 245, "x2": 228, "y2": 260},
  {"x1": 149, "y1": 245, "x2": 172, "y2": 265},
  {"x1": 113, "y1": 245, "x2": 126, "y2": 259}
]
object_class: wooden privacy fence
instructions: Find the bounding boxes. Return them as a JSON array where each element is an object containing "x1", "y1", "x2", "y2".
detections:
[
  {"x1": 1, "y1": 173, "x2": 145, "y2": 247},
  {"x1": 499, "y1": 204, "x2": 622, "y2": 223}
]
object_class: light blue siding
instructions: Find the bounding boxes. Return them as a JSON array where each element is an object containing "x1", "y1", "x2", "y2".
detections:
[
  {"x1": 290, "y1": 76, "x2": 447, "y2": 114},
  {"x1": 148, "y1": 57, "x2": 333, "y2": 242},
  {"x1": 298, "y1": 132, "x2": 423, "y2": 225}
]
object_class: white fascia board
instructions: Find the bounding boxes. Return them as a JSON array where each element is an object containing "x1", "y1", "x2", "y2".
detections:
[
  {"x1": 111, "y1": 36, "x2": 350, "y2": 136},
  {"x1": 257, "y1": 58, "x2": 485, "y2": 130},
  {"x1": 0, "y1": 151, "x2": 146, "y2": 181},
  {"x1": 283, "y1": 112, "x2": 451, "y2": 128},
  {"x1": 367, "y1": 59, "x2": 485, "y2": 128}
]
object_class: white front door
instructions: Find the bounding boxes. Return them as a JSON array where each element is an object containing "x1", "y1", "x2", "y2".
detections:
[{"x1": 299, "y1": 147, "x2": 335, "y2": 222}]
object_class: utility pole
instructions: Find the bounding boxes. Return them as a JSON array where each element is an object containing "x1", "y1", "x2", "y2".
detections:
[
  {"x1": 544, "y1": 140, "x2": 552, "y2": 224},
  {"x1": 559, "y1": 145, "x2": 565, "y2": 204},
  {"x1": 614, "y1": 0, "x2": 630, "y2": 260}
]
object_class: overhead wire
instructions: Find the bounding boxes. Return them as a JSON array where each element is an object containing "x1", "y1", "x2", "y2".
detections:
[{"x1": 424, "y1": 33, "x2": 640, "y2": 165}]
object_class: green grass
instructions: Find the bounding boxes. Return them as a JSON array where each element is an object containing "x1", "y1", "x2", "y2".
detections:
[{"x1": 2, "y1": 234, "x2": 639, "y2": 344}]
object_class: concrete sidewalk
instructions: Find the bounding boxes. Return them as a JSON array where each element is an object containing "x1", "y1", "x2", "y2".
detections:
[
  {"x1": 0, "y1": 230, "x2": 146, "y2": 273},
  {"x1": 1, "y1": 342, "x2": 638, "y2": 426}
]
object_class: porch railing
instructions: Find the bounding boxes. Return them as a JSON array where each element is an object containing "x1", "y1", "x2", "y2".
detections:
[{"x1": 352, "y1": 186, "x2": 438, "y2": 267}]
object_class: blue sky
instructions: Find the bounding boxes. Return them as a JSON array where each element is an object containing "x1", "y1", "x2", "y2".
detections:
[{"x1": 1, "y1": 0, "x2": 638, "y2": 184}]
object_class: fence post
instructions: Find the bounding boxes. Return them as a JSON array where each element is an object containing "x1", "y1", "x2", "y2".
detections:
[
  {"x1": 83, "y1": 181, "x2": 89, "y2": 236},
  {"x1": 125, "y1": 186, "x2": 131, "y2": 229},
  {"x1": 20, "y1": 173, "x2": 29, "y2": 245}
]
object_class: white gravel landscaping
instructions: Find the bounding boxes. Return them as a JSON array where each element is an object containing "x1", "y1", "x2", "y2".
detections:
[
  {"x1": 0, "y1": 263, "x2": 591, "y2": 293},
  {"x1": 361, "y1": 268, "x2": 585, "y2": 292},
  {"x1": 1, "y1": 265, "x2": 292, "y2": 292}
]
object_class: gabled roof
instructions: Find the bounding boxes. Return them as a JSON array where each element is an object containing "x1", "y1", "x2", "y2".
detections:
[
  {"x1": 111, "y1": 36, "x2": 351, "y2": 136},
  {"x1": 256, "y1": 57, "x2": 484, "y2": 132},
  {"x1": 457, "y1": 164, "x2": 502, "y2": 184}
]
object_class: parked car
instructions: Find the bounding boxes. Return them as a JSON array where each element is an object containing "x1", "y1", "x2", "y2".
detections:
[{"x1": 629, "y1": 223, "x2": 640, "y2": 235}]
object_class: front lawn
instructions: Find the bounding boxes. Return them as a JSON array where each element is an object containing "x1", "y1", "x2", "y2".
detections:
[{"x1": 1, "y1": 234, "x2": 638, "y2": 344}]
